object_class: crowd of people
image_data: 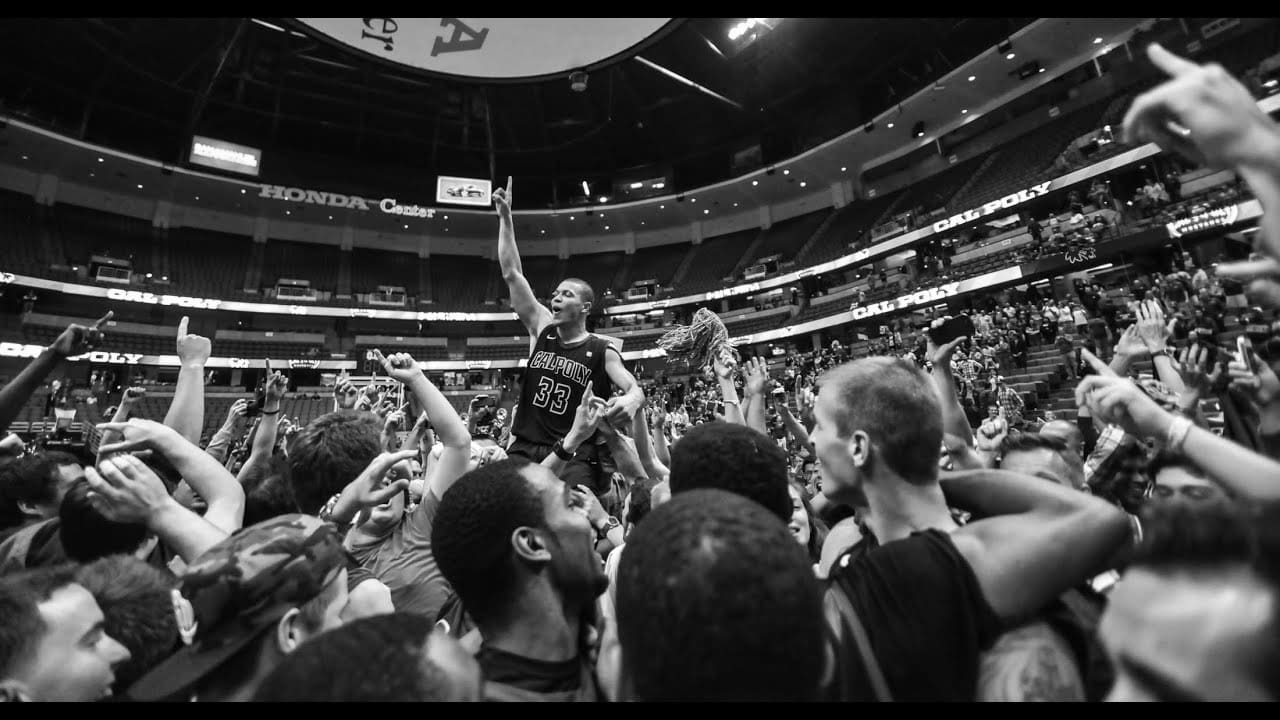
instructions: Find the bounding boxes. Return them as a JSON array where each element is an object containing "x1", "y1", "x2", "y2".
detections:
[{"x1": 1, "y1": 44, "x2": 1280, "y2": 702}]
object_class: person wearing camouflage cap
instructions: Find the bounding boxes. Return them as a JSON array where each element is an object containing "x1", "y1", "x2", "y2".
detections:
[{"x1": 126, "y1": 514, "x2": 349, "y2": 702}]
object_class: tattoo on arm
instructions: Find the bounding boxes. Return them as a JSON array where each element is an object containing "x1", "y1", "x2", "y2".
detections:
[{"x1": 977, "y1": 622, "x2": 1085, "y2": 702}]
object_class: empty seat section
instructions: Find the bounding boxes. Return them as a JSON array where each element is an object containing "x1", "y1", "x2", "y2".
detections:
[
  {"x1": 351, "y1": 247, "x2": 418, "y2": 294},
  {"x1": 567, "y1": 252, "x2": 624, "y2": 297},
  {"x1": 748, "y1": 208, "x2": 830, "y2": 265},
  {"x1": 430, "y1": 255, "x2": 492, "y2": 309},
  {"x1": 261, "y1": 239, "x2": 340, "y2": 291},
  {"x1": 54, "y1": 202, "x2": 153, "y2": 274},
  {"x1": 678, "y1": 229, "x2": 756, "y2": 293},
  {"x1": 167, "y1": 226, "x2": 252, "y2": 298},
  {"x1": 0, "y1": 188, "x2": 45, "y2": 275},
  {"x1": 626, "y1": 242, "x2": 690, "y2": 288}
]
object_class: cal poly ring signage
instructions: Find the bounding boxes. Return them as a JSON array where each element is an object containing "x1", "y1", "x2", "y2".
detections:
[{"x1": 293, "y1": 18, "x2": 680, "y2": 82}]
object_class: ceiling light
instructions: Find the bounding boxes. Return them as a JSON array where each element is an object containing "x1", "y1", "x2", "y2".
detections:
[
  {"x1": 285, "y1": 210, "x2": 290, "y2": 215},
  {"x1": 89, "y1": 173, "x2": 94, "y2": 178},
  {"x1": 328, "y1": 215, "x2": 333, "y2": 220},
  {"x1": 598, "y1": 195, "x2": 609, "y2": 203},
  {"x1": 403, "y1": 224, "x2": 409, "y2": 229},
  {"x1": 691, "y1": 198, "x2": 696, "y2": 203},
  {"x1": 194, "y1": 196, "x2": 200, "y2": 200},
  {"x1": 782, "y1": 169, "x2": 790, "y2": 175},
  {"x1": 733, "y1": 202, "x2": 739, "y2": 207},
  {"x1": 629, "y1": 182, "x2": 643, "y2": 189},
  {"x1": 20, "y1": 155, "x2": 27, "y2": 160},
  {"x1": 162, "y1": 276, "x2": 167, "y2": 280},
  {"x1": 968, "y1": 75, "x2": 976, "y2": 82},
  {"x1": 605, "y1": 225, "x2": 610, "y2": 230},
  {"x1": 660, "y1": 205, "x2": 665, "y2": 209},
  {"x1": 652, "y1": 182, "x2": 665, "y2": 189},
  {"x1": 1006, "y1": 52, "x2": 1016, "y2": 60},
  {"x1": 541, "y1": 229, "x2": 546, "y2": 234},
  {"x1": 841, "y1": 166, "x2": 847, "y2": 172},
  {"x1": 961, "y1": 109, "x2": 968, "y2": 114},
  {"x1": 703, "y1": 209, "x2": 709, "y2": 215},
  {"x1": 752, "y1": 180, "x2": 758, "y2": 186},
  {"x1": 799, "y1": 181, "x2": 807, "y2": 188},
  {"x1": 887, "y1": 122, "x2": 895, "y2": 128},
  {"x1": 145, "y1": 273, "x2": 153, "y2": 278},
  {"x1": 582, "y1": 181, "x2": 590, "y2": 195},
  {"x1": 443, "y1": 215, "x2": 448, "y2": 220},
  {"x1": 137, "y1": 184, "x2": 143, "y2": 189},
  {"x1": 1093, "y1": 37, "x2": 1103, "y2": 44},
  {"x1": 240, "y1": 188, "x2": 246, "y2": 194},
  {"x1": 570, "y1": 216, "x2": 575, "y2": 221}
]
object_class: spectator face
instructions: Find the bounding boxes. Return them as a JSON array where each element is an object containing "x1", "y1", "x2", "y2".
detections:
[
  {"x1": 527, "y1": 464, "x2": 608, "y2": 604},
  {"x1": 811, "y1": 389, "x2": 859, "y2": 502},
  {"x1": 16, "y1": 582, "x2": 131, "y2": 701},
  {"x1": 1150, "y1": 465, "x2": 1222, "y2": 504},
  {"x1": 1101, "y1": 567, "x2": 1275, "y2": 701},
  {"x1": 786, "y1": 484, "x2": 811, "y2": 549}
]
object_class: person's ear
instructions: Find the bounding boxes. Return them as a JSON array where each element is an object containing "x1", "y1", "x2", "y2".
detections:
[
  {"x1": 275, "y1": 607, "x2": 305, "y2": 654},
  {"x1": 512, "y1": 527, "x2": 552, "y2": 564},
  {"x1": 15, "y1": 500, "x2": 43, "y2": 519},
  {"x1": 849, "y1": 430, "x2": 871, "y2": 469}
]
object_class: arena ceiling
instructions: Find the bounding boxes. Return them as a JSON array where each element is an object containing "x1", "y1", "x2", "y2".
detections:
[{"x1": 0, "y1": 17, "x2": 1042, "y2": 207}]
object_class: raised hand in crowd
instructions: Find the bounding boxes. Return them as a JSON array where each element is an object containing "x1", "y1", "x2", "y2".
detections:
[
  {"x1": 1076, "y1": 348, "x2": 1280, "y2": 502},
  {"x1": 84, "y1": 453, "x2": 228, "y2": 563},
  {"x1": 327, "y1": 449, "x2": 417, "y2": 526},
  {"x1": 1170, "y1": 343, "x2": 1224, "y2": 416},
  {"x1": 165, "y1": 316, "x2": 211, "y2": 445},
  {"x1": 334, "y1": 370, "x2": 360, "y2": 410},
  {"x1": 52, "y1": 311, "x2": 113, "y2": 357}
]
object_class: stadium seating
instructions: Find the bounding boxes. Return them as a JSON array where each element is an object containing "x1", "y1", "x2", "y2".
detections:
[
  {"x1": 166, "y1": 226, "x2": 253, "y2": 298},
  {"x1": 351, "y1": 247, "x2": 419, "y2": 295},
  {"x1": 260, "y1": 239, "x2": 341, "y2": 291},
  {"x1": 624, "y1": 242, "x2": 690, "y2": 289},
  {"x1": 678, "y1": 228, "x2": 757, "y2": 293}
]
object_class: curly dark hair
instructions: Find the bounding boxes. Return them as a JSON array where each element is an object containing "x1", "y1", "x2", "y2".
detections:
[
  {"x1": 430, "y1": 458, "x2": 545, "y2": 621},
  {"x1": 669, "y1": 422, "x2": 791, "y2": 522},
  {"x1": 617, "y1": 489, "x2": 825, "y2": 701}
]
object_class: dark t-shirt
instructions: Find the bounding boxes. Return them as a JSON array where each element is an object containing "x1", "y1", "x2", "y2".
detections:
[
  {"x1": 476, "y1": 646, "x2": 599, "y2": 702},
  {"x1": 513, "y1": 331, "x2": 614, "y2": 446},
  {"x1": 823, "y1": 529, "x2": 1003, "y2": 701}
]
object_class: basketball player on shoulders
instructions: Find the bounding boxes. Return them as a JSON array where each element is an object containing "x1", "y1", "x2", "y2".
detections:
[{"x1": 493, "y1": 177, "x2": 645, "y2": 496}]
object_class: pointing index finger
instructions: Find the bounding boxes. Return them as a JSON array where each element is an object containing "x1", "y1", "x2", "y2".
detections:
[
  {"x1": 93, "y1": 311, "x2": 114, "y2": 329},
  {"x1": 1147, "y1": 43, "x2": 1200, "y2": 79},
  {"x1": 178, "y1": 316, "x2": 189, "y2": 338},
  {"x1": 506, "y1": 175, "x2": 513, "y2": 196}
]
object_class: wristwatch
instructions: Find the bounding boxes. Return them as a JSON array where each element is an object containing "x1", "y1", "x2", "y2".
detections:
[{"x1": 594, "y1": 516, "x2": 621, "y2": 540}]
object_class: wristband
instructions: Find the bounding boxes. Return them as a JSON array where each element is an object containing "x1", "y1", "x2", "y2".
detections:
[
  {"x1": 1164, "y1": 415, "x2": 1193, "y2": 454},
  {"x1": 552, "y1": 439, "x2": 575, "y2": 462}
]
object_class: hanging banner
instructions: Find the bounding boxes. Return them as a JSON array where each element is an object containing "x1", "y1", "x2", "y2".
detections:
[{"x1": 293, "y1": 18, "x2": 679, "y2": 82}]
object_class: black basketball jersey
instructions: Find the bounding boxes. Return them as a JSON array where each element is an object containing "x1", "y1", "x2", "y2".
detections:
[{"x1": 512, "y1": 331, "x2": 614, "y2": 446}]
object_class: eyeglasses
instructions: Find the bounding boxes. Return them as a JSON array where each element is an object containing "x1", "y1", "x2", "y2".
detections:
[{"x1": 1148, "y1": 484, "x2": 1219, "y2": 501}]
